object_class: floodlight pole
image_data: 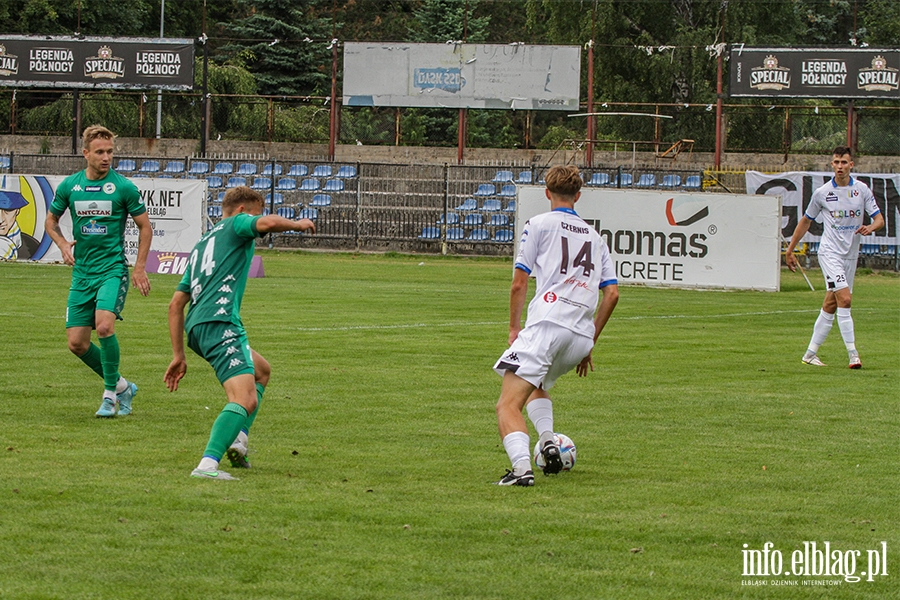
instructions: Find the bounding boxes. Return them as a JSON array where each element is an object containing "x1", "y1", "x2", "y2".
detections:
[
  {"x1": 156, "y1": 0, "x2": 165, "y2": 139},
  {"x1": 199, "y1": 1, "x2": 209, "y2": 155},
  {"x1": 586, "y1": 3, "x2": 596, "y2": 168},
  {"x1": 714, "y1": 4, "x2": 726, "y2": 170},
  {"x1": 328, "y1": 0, "x2": 338, "y2": 162}
]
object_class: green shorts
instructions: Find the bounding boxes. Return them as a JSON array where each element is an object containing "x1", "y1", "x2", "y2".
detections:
[
  {"x1": 187, "y1": 321, "x2": 255, "y2": 385},
  {"x1": 65, "y1": 271, "x2": 130, "y2": 328}
]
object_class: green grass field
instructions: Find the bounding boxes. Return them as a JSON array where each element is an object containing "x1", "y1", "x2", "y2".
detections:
[{"x1": 1, "y1": 252, "x2": 898, "y2": 599}]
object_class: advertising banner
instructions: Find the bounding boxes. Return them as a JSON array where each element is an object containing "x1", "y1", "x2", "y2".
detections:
[
  {"x1": 746, "y1": 171, "x2": 898, "y2": 245},
  {"x1": 729, "y1": 47, "x2": 900, "y2": 99},
  {"x1": 0, "y1": 174, "x2": 205, "y2": 264},
  {"x1": 516, "y1": 187, "x2": 782, "y2": 291},
  {"x1": 0, "y1": 36, "x2": 194, "y2": 90},
  {"x1": 343, "y1": 42, "x2": 580, "y2": 110}
]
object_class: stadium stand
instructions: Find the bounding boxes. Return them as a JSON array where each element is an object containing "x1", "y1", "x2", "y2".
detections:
[
  {"x1": 437, "y1": 213, "x2": 460, "y2": 225},
  {"x1": 587, "y1": 172, "x2": 610, "y2": 186},
  {"x1": 446, "y1": 227, "x2": 465, "y2": 241},
  {"x1": 237, "y1": 163, "x2": 257, "y2": 175},
  {"x1": 489, "y1": 214, "x2": 509, "y2": 227},
  {"x1": 497, "y1": 184, "x2": 516, "y2": 198},
  {"x1": 139, "y1": 160, "x2": 160, "y2": 173},
  {"x1": 310, "y1": 194, "x2": 332, "y2": 207},
  {"x1": 116, "y1": 159, "x2": 136, "y2": 172},
  {"x1": 277, "y1": 177, "x2": 299, "y2": 190},
  {"x1": 493, "y1": 229, "x2": 515, "y2": 243},
  {"x1": 251, "y1": 177, "x2": 271, "y2": 190},
  {"x1": 467, "y1": 229, "x2": 491, "y2": 241},
  {"x1": 463, "y1": 213, "x2": 483, "y2": 226},
  {"x1": 262, "y1": 163, "x2": 283, "y2": 176},
  {"x1": 188, "y1": 161, "x2": 209, "y2": 175},
  {"x1": 299, "y1": 208, "x2": 318, "y2": 220},
  {"x1": 418, "y1": 227, "x2": 440, "y2": 240},
  {"x1": 265, "y1": 192, "x2": 285, "y2": 205},
  {"x1": 660, "y1": 174, "x2": 682, "y2": 188},
  {"x1": 312, "y1": 165, "x2": 332, "y2": 177},
  {"x1": 288, "y1": 164, "x2": 308, "y2": 177},
  {"x1": 276, "y1": 206, "x2": 295, "y2": 219},
  {"x1": 481, "y1": 199, "x2": 502, "y2": 212},
  {"x1": 213, "y1": 162, "x2": 234, "y2": 175},
  {"x1": 515, "y1": 171, "x2": 532, "y2": 184},
  {"x1": 299, "y1": 178, "x2": 320, "y2": 191},
  {"x1": 635, "y1": 173, "x2": 656, "y2": 188},
  {"x1": 473, "y1": 183, "x2": 496, "y2": 197},
  {"x1": 323, "y1": 179, "x2": 344, "y2": 192},
  {"x1": 207, "y1": 205, "x2": 222, "y2": 218},
  {"x1": 336, "y1": 165, "x2": 357, "y2": 178},
  {"x1": 492, "y1": 170, "x2": 514, "y2": 183},
  {"x1": 503, "y1": 200, "x2": 516, "y2": 213},
  {"x1": 614, "y1": 173, "x2": 633, "y2": 187},
  {"x1": 683, "y1": 175, "x2": 702, "y2": 189},
  {"x1": 206, "y1": 176, "x2": 224, "y2": 189},
  {"x1": 456, "y1": 198, "x2": 478, "y2": 211},
  {"x1": 0, "y1": 156, "x2": 10, "y2": 169},
  {"x1": 163, "y1": 161, "x2": 185, "y2": 175},
  {"x1": 226, "y1": 176, "x2": 246, "y2": 189}
]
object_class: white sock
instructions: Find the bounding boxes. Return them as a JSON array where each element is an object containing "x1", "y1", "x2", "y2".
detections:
[
  {"x1": 808, "y1": 309, "x2": 834, "y2": 354},
  {"x1": 103, "y1": 390, "x2": 116, "y2": 401},
  {"x1": 502, "y1": 431, "x2": 531, "y2": 474},
  {"x1": 234, "y1": 431, "x2": 249, "y2": 448},
  {"x1": 526, "y1": 398, "x2": 555, "y2": 447},
  {"x1": 197, "y1": 457, "x2": 219, "y2": 471},
  {"x1": 115, "y1": 377, "x2": 128, "y2": 394},
  {"x1": 836, "y1": 307, "x2": 856, "y2": 352}
]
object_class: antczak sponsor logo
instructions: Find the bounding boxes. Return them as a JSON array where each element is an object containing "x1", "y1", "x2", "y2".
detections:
[
  {"x1": 74, "y1": 200, "x2": 112, "y2": 217},
  {"x1": 742, "y1": 541, "x2": 888, "y2": 584}
]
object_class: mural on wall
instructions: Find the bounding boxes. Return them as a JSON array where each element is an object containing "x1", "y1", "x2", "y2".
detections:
[{"x1": 0, "y1": 175, "x2": 55, "y2": 260}]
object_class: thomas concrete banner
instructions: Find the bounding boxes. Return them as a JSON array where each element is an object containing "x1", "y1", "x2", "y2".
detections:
[
  {"x1": 516, "y1": 187, "x2": 782, "y2": 291},
  {"x1": 0, "y1": 174, "x2": 205, "y2": 264},
  {"x1": 0, "y1": 36, "x2": 194, "y2": 90},
  {"x1": 729, "y1": 47, "x2": 900, "y2": 99},
  {"x1": 746, "y1": 170, "x2": 898, "y2": 246}
]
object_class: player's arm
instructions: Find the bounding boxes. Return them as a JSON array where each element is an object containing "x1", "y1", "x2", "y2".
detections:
[
  {"x1": 577, "y1": 283, "x2": 619, "y2": 377},
  {"x1": 254, "y1": 215, "x2": 316, "y2": 235},
  {"x1": 44, "y1": 211, "x2": 75, "y2": 266},
  {"x1": 164, "y1": 290, "x2": 191, "y2": 392},
  {"x1": 508, "y1": 267, "x2": 529, "y2": 345},
  {"x1": 131, "y1": 211, "x2": 153, "y2": 296},
  {"x1": 857, "y1": 211, "x2": 885, "y2": 236},
  {"x1": 785, "y1": 215, "x2": 813, "y2": 272}
]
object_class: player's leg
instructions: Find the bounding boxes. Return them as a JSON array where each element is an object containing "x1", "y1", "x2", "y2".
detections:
[
  {"x1": 526, "y1": 390, "x2": 563, "y2": 474},
  {"x1": 95, "y1": 273, "x2": 138, "y2": 414},
  {"x1": 227, "y1": 349, "x2": 270, "y2": 469},
  {"x1": 802, "y1": 254, "x2": 841, "y2": 366},
  {"x1": 495, "y1": 371, "x2": 536, "y2": 486}
]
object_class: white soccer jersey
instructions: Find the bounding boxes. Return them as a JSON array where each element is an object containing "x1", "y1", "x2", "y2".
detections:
[
  {"x1": 806, "y1": 177, "x2": 881, "y2": 260},
  {"x1": 515, "y1": 207, "x2": 617, "y2": 339}
]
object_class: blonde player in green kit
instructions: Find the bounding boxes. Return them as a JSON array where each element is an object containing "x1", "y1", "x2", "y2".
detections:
[
  {"x1": 164, "y1": 186, "x2": 315, "y2": 480},
  {"x1": 45, "y1": 125, "x2": 153, "y2": 418}
]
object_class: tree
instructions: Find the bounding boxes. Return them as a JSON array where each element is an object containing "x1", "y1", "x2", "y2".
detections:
[{"x1": 216, "y1": 0, "x2": 332, "y2": 96}]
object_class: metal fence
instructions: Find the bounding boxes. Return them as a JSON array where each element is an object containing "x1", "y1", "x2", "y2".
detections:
[{"x1": 2, "y1": 90, "x2": 897, "y2": 156}]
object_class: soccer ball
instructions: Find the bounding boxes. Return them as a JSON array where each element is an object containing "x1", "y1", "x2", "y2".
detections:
[{"x1": 533, "y1": 433, "x2": 576, "y2": 472}]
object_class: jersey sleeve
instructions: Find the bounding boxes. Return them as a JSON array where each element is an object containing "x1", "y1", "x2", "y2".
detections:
[
  {"x1": 123, "y1": 179, "x2": 146, "y2": 217},
  {"x1": 49, "y1": 177, "x2": 71, "y2": 217},
  {"x1": 804, "y1": 188, "x2": 823, "y2": 221},
  {"x1": 597, "y1": 240, "x2": 617, "y2": 288},
  {"x1": 176, "y1": 260, "x2": 191, "y2": 294},
  {"x1": 514, "y1": 219, "x2": 536, "y2": 274},
  {"x1": 864, "y1": 186, "x2": 881, "y2": 218},
  {"x1": 232, "y1": 213, "x2": 262, "y2": 240}
]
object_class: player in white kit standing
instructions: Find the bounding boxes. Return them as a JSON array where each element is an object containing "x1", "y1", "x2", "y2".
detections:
[
  {"x1": 786, "y1": 146, "x2": 884, "y2": 369},
  {"x1": 493, "y1": 165, "x2": 619, "y2": 486}
]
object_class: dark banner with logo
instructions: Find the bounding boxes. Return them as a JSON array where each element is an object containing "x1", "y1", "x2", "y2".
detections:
[
  {"x1": 0, "y1": 36, "x2": 194, "y2": 91},
  {"x1": 729, "y1": 47, "x2": 900, "y2": 99}
]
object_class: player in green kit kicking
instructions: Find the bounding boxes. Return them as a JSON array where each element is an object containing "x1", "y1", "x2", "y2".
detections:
[
  {"x1": 45, "y1": 125, "x2": 153, "y2": 417},
  {"x1": 164, "y1": 186, "x2": 316, "y2": 480}
]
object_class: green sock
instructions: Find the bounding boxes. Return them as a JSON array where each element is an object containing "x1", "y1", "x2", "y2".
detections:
[
  {"x1": 98, "y1": 334, "x2": 120, "y2": 392},
  {"x1": 243, "y1": 383, "x2": 265, "y2": 434},
  {"x1": 203, "y1": 403, "x2": 249, "y2": 461},
  {"x1": 77, "y1": 343, "x2": 104, "y2": 379}
]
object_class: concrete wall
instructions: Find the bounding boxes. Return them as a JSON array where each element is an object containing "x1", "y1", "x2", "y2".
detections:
[{"x1": 2, "y1": 134, "x2": 898, "y2": 172}]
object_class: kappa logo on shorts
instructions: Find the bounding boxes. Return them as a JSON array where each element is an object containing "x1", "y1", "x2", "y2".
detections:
[
  {"x1": 218, "y1": 284, "x2": 233, "y2": 293},
  {"x1": 215, "y1": 297, "x2": 230, "y2": 305},
  {"x1": 543, "y1": 292, "x2": 557, "y2": 303},
  {"x1": 228, "y1": 358, "x2": 243, "y2": 368},
  {"x1": 505, "y1": 352, "x2": 519, "y2": 362},
  {"x1": 222, "y1": 329, "x2": 237, "y2": 339},
  {"x1": 225, "y1": 346, "x2": 239, "y2": 355},
  {"x1": 214, "y1": 308, "x2": 228, "y2": 316}
]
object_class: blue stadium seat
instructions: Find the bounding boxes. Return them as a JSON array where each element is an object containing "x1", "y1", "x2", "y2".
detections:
[
  {"x1": 660, "y1": 174, "x2": 682, "y2": 188},
  {"x1": 310, "y1": 194, "x2": 332, "y2": 207},
  {"x1": 265, "y1": 192, "x2": 285, "y2": 205},
  {"x1": 493, "y1": 229, "x2": 515, "y2": 243},
  {"x1": 490, "y1": 214, "x2": 509, "y2": 227},
  {"x1": 0, "y1": 156, "x2": 10, "y2": 169},
  {"x1": 586, "y1": 172, "x2": 610, "y2": 186},
  {"x1": 481, "y1": 199, "x2": 502, "y2": 212},
  {"x1": 312, "y1": 165, "x2": 332, "y2": 178},
  {"x1": 463, "y1": 213, "x2": 483, "y2": 226},
  {"x1": 467, "y1": 229, "x2": 490, "y2": 241},
  {"x1": 497, "y1": 184, "x2": 516, "y2": 198},
  {"x1": 213, "y1": 162, "x2": 234, "y2": 175},
  {"x1": 163, "y1": 161, "x2": 185, "y2": 174},
  {"x1": 336, "y1": 165, "x2": 357, "y2": 178},
  {"x1": 635, "y1": 173, "x2": 656, "y2": 188},
  {"x1": 418, "y1": 227, "x2": 441, "y2": 240},
  {"x1": 437, "y1": 213, "x2": 460, "y2": 225},
  {"x1": 139, "y1": 160, "x2": 160, "y2": 173},
  {"x1": 207, "y1": 205, "x2": 222, "y2": 218},
  {"x1": 251, "y1": 177, "x2": 271, "y2": 190},
  {"x1": 473, "y1": 183, "x2": 496, "y2": 197},
  {"x1": 237, "y1": 163, "x2": 257, "y2": 176},
  {"x1": 683, "y1": 175, "x2": 702, "y2": 190},
  {"x1": 276, "y1": 206, "x2": 295, "y2": 219},
  {"x1": 323, "y1": 179, "x2": 344, "y2": 192},
  {"x1": 456, "y1": 198, "x2": 478, "y2": 211},
  {"x1": 277, "y1": 178, "x2": 299, "y2": 191},
  {"x1": 216, "y1": 191, "x2": 226, "y2": 203},
  {"x1": 206, "y1": 176, "x2": 224, "y2": 189},
  {"x1": 116, "y1": 159, "x2": 136, "y2": 172},
  {"x1": 288, "y1": 164, "x2": 308, "y2": 177},
  {"x1": 188, "y1": 161, "x2": 209, "y2": 175},
  {"x1": 298, "y1": 208, "x2": 318, "y2": 220},
  {"x1": 516, "y1": 171, "x2": 532, "y2": 184},
  {"x1": 446, "y1": 227, "x2": 465, "y2": 241},
  {"x1": 492, "y1": 170, "x2": 514, "y2": 183},
  {"x1": 299, "y1": 178, "x2": 320, "y2": 191},
  {"x1": 262, "y1": 163, "x2": 283, "y2": 176},
  {"x1": 225, "y1": 176, "x2": 246, "y2": 189},
  {"x1": 503, "y1": 200, "x2": 516, "y2": 213},
  {"x1": 614, "y1": 173, "x2": 633, "y2": 187}
]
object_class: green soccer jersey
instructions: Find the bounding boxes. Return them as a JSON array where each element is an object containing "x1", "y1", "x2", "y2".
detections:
[
  {"x1": 177, "y1": 212, "x2": 262, "y2": 333},
  {"x1": 50, "y1": 169, "x2": 145, "y2": 279}
]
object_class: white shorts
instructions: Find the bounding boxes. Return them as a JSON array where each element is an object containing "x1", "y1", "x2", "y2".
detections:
[
  {"x1": 493, "y1": 321, "x2": 594, "y2": 390},
  {"x1": 818, "y1": 252, "x2": 856, "y2": 293}
]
